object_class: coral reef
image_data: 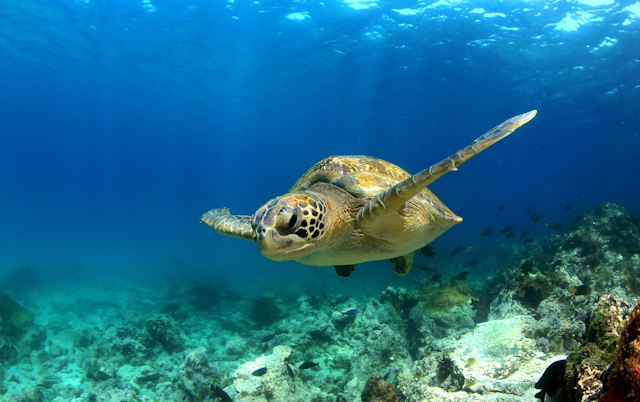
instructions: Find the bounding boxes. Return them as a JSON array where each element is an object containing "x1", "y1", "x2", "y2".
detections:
[
  {"x1": 361, "y1": 374, "x2": 397, "y2": 402},
  {"x1": 146, "y1": 314, "x2": 185, "y2": 354},
  {"x1": 420, "y1": 282, "x2": 472, "y2": 313},
  {"x1": 250, "y1": 292, "x2": 285, "y2": 326},
  {"x1": 599, "y1": 297, "x2": 640, "y2": 402},
  {"x1": 0, "y1": 203, "x2": 638, "y2": 402},
  {"x1": 561, "y1": 293, "x2": 625, "y2": 402},
  {"x1": 175, "y1": 348, "x2": 220, "y2": 400},
  {"x1": 232, "y1": 345, "x2": 321, "y2": 401},
  {"x1": 0, "y1": 294, "x2": 34, "y2": 340}
]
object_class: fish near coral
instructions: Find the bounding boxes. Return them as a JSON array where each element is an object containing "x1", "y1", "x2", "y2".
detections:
[
  {"x1": 298, "y1": 361, "x2": 319, "y2": 370},
  {"x1": 449, "y1": 246, "x2": 462, "y2": 258},
  {"x1": 251, "y1": 367, "x2": 267, "y2": 376},
  {"x1": 420, "y1": 245, "x2": 436, "y2": 258},
  {"x1": 201, "y1": 111, "x2": 536, "y2": 277},
  {"x1": 212, "y1": 385, "x2": 232, "y2": 402},
  {"x1": 534, "y1": 359, "x2": 566, "y2": 401},
  {"x1": 478, "y1": 228, "x2": 494, "y2": 238},
  {"x1": 499, "y1": 225, "x2": 515, "y2": 235}
]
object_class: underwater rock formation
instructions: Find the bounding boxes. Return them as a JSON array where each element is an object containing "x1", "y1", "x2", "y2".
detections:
[
  {"x1": 488, "y1": 203, "x2": 640, "y2": 356},
  {"x1": 175, "y1": 348, "x2": 220, "y2": 400},
  {"x1": 0, "y1": 294, "x2": 34, "y2": 340},
  {"x1": 250, "y1": 292, "x2": 285, "y2": 326},
  {"x1": 232, "y1": 345, "x2": 321, "y2": 401},
  {"x1": 0, "y1": 203, "x2": 637, "y2": 402},
  {"x1": 561, "y1": 293, "x2": 625, "y2": 402},
  {"x1": 398, "y1": 315, "x2": 556, "y2": 401},
  {"x1": 361, "y1": 374, "x2": 398, "y2": 402},
  {"x1": 146, "y1": 313, "x2": 185, "y2": 354},
  {"x1": 599, "y1": 297, "x2": 640, "y2": 402}
]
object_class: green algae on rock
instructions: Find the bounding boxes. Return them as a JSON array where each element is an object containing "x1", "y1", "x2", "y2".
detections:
[
  {"x1": 420, "y1": 282, "x2": 472, "y2": 313},
  {"x1": 251, "y1": 292, "x2": 285, "y2": 326},
  {"x1": 0, "y1": 294, "x2": 34, "y2": 340}
]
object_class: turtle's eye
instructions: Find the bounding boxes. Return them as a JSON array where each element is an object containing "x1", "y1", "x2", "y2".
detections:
[
  {"x1": 276, "y1": 207, "x2": 300, "y2": 232},
  {"x1": 288, "y1": 215, "x2": 297, "y2": 228}
]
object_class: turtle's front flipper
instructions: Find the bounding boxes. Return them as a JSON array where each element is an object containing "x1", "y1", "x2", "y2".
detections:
[
  {"x1": 357, "y1": 110, "x2": 537, "y2": 230},
  {"x1": 201, "y1": 208, "x2": 256, "y2": 242}
]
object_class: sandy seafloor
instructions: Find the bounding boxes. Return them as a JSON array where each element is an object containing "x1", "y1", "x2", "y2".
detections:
[{"x1": 1, "y1": 203, "x2": 639, "y2": 402}]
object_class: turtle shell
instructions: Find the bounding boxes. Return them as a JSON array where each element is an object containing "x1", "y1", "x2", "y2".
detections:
[{"x1": 289, "y1": 155, "x2": 412, "y2": 197}]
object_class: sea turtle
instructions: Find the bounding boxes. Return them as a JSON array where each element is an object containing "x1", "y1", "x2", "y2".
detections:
[{"x1": 201, "y1": 110, "x2": 536, "y2": 277}]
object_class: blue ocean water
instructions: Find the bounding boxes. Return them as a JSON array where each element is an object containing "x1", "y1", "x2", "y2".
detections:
[
  {"x1": 1, "y1": 1, "x2": 639, "y2": 292},
  {"x1": 2, "y1": 1, "x2": 640, "y2": 400}
]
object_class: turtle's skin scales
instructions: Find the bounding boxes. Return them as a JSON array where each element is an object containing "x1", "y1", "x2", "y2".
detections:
[{"x1": 201, "y1": 111, "x2": 537, "y2": 277}]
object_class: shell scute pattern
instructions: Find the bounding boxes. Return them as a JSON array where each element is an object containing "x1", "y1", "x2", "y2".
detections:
[{"x1": 291, "y1": 156, "x2": 411, "y2": 198}]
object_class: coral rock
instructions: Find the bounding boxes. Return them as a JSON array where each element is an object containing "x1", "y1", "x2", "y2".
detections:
[
  {"x1": 233, "y1": 345, "x2": 318, "y2": 401},
  {"x1": 361, "y1": 374, "x2": 398, "y2": 402},
  {"x1": 176, "y1": 348, "x2": 219, "y2": 400},
  {"x1": 563, "y1": 293, "x2": 625, "y2": 402},
  {"x1": 600, "y1": 298, "x2": 640, "y2": 402},
  {"x1": 145, "y1": 314, "x2": 185, "y2": 354}
]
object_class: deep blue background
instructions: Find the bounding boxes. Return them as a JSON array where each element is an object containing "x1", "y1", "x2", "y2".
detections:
[{"x1": 1, "y1": 0, "x2": 639, "y2": 294}]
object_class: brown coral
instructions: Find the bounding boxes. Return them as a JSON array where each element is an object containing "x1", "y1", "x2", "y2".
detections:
[
  {"x1": 561, "y1": 294, "x2": 625, "y2": 402},
  {"x1": 361, "y1": 374, "x2": 397, "y2": 402},
  {"x1": 600, "y1": 298, "x2": 640, "y2": 402}
]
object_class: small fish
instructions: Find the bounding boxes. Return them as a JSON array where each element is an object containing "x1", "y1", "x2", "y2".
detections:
[
  {"x1": 506, "y1": 232, "x2": 516, "y2": 238},
  {"x1": 415, "y1": 264, "x2": 435, "y2": 273},
  {"x1": 525, "y1": 238, "x2": 535, "y2": 244},
  {"x1": 535, "y1": 359, "x2": 566, "y2": 401},
  {"x1": 252, "y1": 367, "x2": 268, "y2": 376},
  {"x1": 212, "y1": 385, "x2": 233, "y2": 402},
  {"x1": 260, "y1": 332, "x2": 278, "y2": 343},
  {"x1": 420, "y1": 245, "x2": 436, "y2": 258},
  {"x1": 499, "y1": 225, "x2": 515, "y2": 235},
  {"x1": 530, "y1": 212, "x2": 541, "y2": 223},
  {"x1": 520, "y1": 260, "x2": 534, "y2": 275},
  {"x1": 545, "y1": 222, "x2": 564, "y2": 233},
  {"x1": 478, "y1": 228, "x2": 494, "y2": 238},
  {"x1": 430, "y1": 273, "x2": 443, "y2": 282},
  {"x1": 464, "y1": 246, "x2": 478, "y2": 253},
  {"x1": 520, "y1": 231, "x2": 529, "y2": 240},
  {"x1": 564, "y1": 204, "x2": 572, "y2": 210},
  {"x1": 298, "y1": 361, "x2": 320, "y2": 370},
  {"x1": 569, "y1": 284, "x2": 591, "y2": 296},
  {"x1": 452, "y1": 271, "x2": 469, "y2": 281},
  {"x1": 285, "y1": 363, "x2": 296, "y2": 378},
  {"x1": 342, "y1": 309, "x2": 358, "y2": 316},
  {"x1": 449, "y1": 246, "x2": 463, "y2": 258},
  {"x1": 463, "y1": 260, "x2": 478, "y2": 268},
  {"x1": 625, "y1": 247, "x2": 640, "y2": 255},
  {"x1": 498, "y1": 204, "x2": 505, "y2": 211}
]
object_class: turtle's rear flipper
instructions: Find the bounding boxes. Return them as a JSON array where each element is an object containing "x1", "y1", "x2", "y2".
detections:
[
  {"x1": 201, "y1": 208, "x2": 256, "y2": 242},
  {"x1": 357, "y1": 110, "x2": 537, "y2": 231},
  {"x1": 391, "y1": 253, "x2": 413, "y2": 276},
  {"x1": 335, "y1": 265, "x2": 356, "y2": 277}
]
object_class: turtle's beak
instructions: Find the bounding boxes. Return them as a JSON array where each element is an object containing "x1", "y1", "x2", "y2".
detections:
[
  {"x1": 255, "y1": 224, "x2": 312, "y2": 261},
  {"x1": 255, "y1": 225, "x2": 290, "y2": 261}
]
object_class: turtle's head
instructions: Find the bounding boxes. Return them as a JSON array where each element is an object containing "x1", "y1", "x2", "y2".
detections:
[{"x1": 252, "y1": 192, "x2": 327, "y2": 261}]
